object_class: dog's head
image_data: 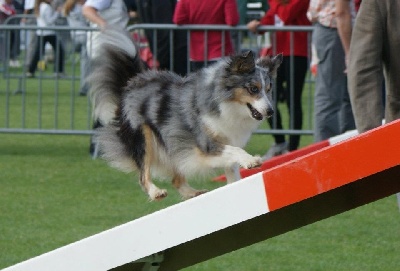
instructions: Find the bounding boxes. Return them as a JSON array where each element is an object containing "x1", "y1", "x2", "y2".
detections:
[{"x1": 223, "y1": 51, "x2": 282, "y2": 121}]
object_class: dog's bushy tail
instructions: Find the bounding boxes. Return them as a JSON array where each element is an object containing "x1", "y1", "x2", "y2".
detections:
[{"x1": 89, "y1": 26, "x2": 145, "y2": 125}]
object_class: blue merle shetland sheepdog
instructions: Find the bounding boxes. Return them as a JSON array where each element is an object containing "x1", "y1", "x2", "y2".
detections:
[{"x1": 89, "y1": 27, "x2": 282, "y2": 201}]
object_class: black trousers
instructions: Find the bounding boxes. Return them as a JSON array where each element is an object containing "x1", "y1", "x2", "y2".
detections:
[
  {"x1": 268, "y1": 56, "x2": 308, "y2": 151},
  {"x1": 28, "y1": 34, "x2": 64, "y2": 74}
]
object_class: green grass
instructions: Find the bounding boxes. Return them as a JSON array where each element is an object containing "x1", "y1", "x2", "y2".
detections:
[
  {"x1": 1, "y1": 69, "x2": 400, "y2": 270},
  {"x1": 1, "y1": 133, "x2": 400, "y2": 270}
]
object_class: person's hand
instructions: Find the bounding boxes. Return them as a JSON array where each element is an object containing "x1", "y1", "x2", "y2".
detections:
[
  {"x1": 129, "y1": 11, "x2": 137, "y2": 19},
  {"x1": 99, "y1": 21, "x2": 107, "y2": 31},
  {"x1": 247, "y1": 20, "x2": 260, "y2": 33}
]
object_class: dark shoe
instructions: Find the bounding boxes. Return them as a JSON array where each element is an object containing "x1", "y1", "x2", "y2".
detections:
[{"x1": 79, "y1": 85, "x2": 89, "y2": 96}]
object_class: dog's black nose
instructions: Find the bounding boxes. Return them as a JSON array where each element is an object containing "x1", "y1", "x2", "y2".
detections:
[{"x1": 266, "y1": 108, "x2": 274, "y2": 118}]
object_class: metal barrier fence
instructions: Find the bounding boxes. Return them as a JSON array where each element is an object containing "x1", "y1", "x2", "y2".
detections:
[{"x1": 0, "y1": 19, "x2": 314, "y2": 138}]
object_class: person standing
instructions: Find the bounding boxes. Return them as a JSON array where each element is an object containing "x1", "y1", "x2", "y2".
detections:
[
  {"x1": 247, "y1": 0, "x2": 311, "y2": 159},
  {"x1": 173, "y1": 0, "x2": 239, "y2": 72},
  {"x1": 0, "y1": 0, "x2": 18, "y2": 67},
  {"x1": 136, "y1": 0, "x2": 188, "y2": 76},
  {"x1": 307, "y1": 0, "x2": 356, "y2": 142},
  {"x1": 82, "y1": 0, "x2": 129, "y2": 59},
  {"x1": 21, "y1": 0, "x2": 36, "y2": 66},
  {"x1": 348, "y1": 0, "x2": 400, "y2": 132},
  {"x1": 63, "y1": 0, "x2": 90, "y2": 95},
  {"x1": 82, "y1": 0, "x2": 130, "y2": 156},
  {"x1": 26, "y1": 0, "x2": 65, "y2": 77}
]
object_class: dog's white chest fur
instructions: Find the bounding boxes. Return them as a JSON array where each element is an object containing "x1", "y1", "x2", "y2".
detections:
[{"x1": 202, "y1": 102, "x2": 261, "y2": 147}]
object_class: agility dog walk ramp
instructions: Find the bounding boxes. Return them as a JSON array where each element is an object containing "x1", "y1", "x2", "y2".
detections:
[
  {"x1": 213, "y1": 129, "x2": 359, "y2": 181},
  {"x1": 3, "y1": 120, "x2": 400, "y2": 271}
]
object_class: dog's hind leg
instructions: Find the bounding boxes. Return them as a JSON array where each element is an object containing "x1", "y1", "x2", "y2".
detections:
[
  {"x1": 140, "y1": 125, "x2": 167, "y2": 201},
  {"x1": 172, "y1": 173, "x2": 208, "y2": 200}
]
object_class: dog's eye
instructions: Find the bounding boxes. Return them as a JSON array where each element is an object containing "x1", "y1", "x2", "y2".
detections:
[{"x1": 248, "y1": 86, "x2": 259, "y2": 94}]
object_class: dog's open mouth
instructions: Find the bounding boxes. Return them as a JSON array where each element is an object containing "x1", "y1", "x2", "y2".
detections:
[{"x1": 247, "y1": 103, "x2": 263, "y2": 121}]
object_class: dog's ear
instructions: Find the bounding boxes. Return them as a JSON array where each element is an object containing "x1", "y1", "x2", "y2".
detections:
[
  {"x1": 256, "y1": 53, "x2": 283, "y2": 78},
  {"x1": 228, "y1": 51, "x2": 256, "y2": 74}
]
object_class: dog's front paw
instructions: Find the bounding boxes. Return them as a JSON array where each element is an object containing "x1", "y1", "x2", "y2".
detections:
[{"x1": 240, "y1": 155, "x2": 262, "y2": 169}]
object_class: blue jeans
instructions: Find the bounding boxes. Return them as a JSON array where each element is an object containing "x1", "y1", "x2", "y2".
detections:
[{"x1": 313, "y1": 23, "x2": 355, "y2": 142}]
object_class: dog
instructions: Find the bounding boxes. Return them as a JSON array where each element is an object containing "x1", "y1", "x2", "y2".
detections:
[{"x1": 90, "y1": 28, "x2": 282, "y2": 201}]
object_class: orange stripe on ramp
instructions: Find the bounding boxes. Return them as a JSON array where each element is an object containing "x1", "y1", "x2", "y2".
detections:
[{"x1": 263, "y1": 120, "x2": 400, "y2": 211}]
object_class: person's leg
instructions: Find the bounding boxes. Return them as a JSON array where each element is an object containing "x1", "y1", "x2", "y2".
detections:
[
  {"x1": 9, "y1": 17, "x2": 20, "y2": 64},
  {"x1": 173, "y1": 43, "x2": 189, "y2": 76},
  {"x1": 286, "y1": 56, "x2": 308, "y2": 151},
  {"x1": 25, "y1": 17, "x2": 37, "y2": 66},
  {"x1": 58, "y1": 39, "x2": 65, "y2": 73},
  {"x1": 190, "y1": 61, "x2": 204, "y2": 72},
  {"x1": 313, "y1": 24, "x2": 345, "y2": 142},
  {"x1": 167, "y1": 29, "x2": 188, "y2": 76},
  {"x1": 268, "y1": 57, "x2": 286, "y2": 144},
  {"x1": 90, "y1": 118, "x2": 103, "y2": 157},
  {"x1": 339, "y1": 77, "x2": 356, "y2": 133},
  {"x1": 28, "y1": 36, "x2": 43, "y2": 75},
  {"x1": 12, "y1": 27, "x2": 21, "y2": 63},
  {"x1": 9, "y1": 30, "x2": 17, "y2": 60},
  {"x1": 48, "y1": 35, "x2": 65, "y2": 73},
  {"x1": 263, "y1": 60, "x2": 287, "y2": 159},
  {"x1": 267, "y1": 110, "x2": 285, "y2": 143},
  {"x1": 79, "y1": 38, "x2": 90, "y2": 95}
]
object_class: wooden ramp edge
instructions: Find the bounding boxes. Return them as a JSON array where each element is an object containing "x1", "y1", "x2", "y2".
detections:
[{"x1": 3, "y1": 120, "x2": 400, "y2": 271}]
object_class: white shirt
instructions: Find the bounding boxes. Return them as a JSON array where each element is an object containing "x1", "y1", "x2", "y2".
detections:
[
  {"x1": 84, "y1": 0, "x2": 112, "y2": 11},
  {"x1": 84, "y1": 0, "x2": 129, "y2": 58},
  {"x1": 24, "y1": 0, "x2": 35, "y2": 10},
  {"x1": 84, "y1": 0, "x2": 128, "y2": 28},
  {"x1": 66, "y1": 3, "x2": 88, "y2": 37},
  {"x1": 36, "y1": 2, "x2": 60, "y2": 36}
]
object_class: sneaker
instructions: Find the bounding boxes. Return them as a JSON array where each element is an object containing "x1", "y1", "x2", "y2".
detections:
[
  {"x1": 53, "y1": 72, "x2": 67, "y2": 78},
  {"x1": 9, "y1": 60, "x2": 22, "y2": 68},
  {"x1": 13, "y1": 60, "x2": 21, "y2": 68},
  {"x1": 262, "y1": 142, "x2": 289, "y2": 161},
  {"x1": 26, "y1": 72, "x2": 34, "y2": 78}
]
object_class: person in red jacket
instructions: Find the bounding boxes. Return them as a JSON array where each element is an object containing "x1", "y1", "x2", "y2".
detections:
[
  {"x1": 173, "y1": 0, "x2": 239, "y2": 72},
  {"x1": 247, "y1": 0, "x2": 311, "y2": 159}
]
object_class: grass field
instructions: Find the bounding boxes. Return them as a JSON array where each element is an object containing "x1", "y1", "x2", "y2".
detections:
[
  {"x1": 1, "y1": 133, "x2": 400, "y2": 270},
  {"x1": 1, "y1": 66, "x2": 400, "y2": 270}
]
